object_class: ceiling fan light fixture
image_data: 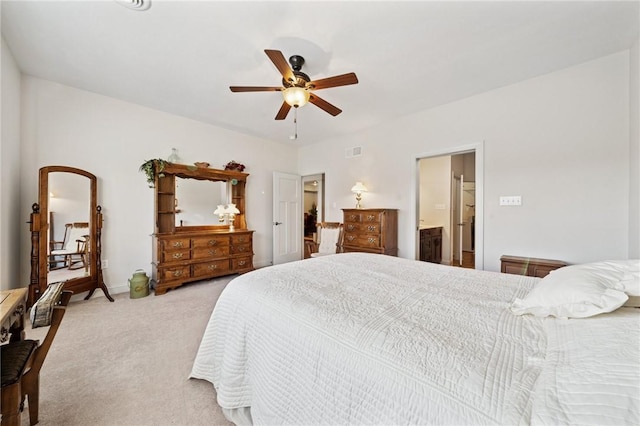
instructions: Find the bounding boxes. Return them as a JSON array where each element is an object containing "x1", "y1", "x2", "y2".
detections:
[{"x1": 282, "y1": 86, "x2": 310, "y2": 108}]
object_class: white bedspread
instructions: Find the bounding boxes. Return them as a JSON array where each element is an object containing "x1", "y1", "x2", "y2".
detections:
[{"x1": 190, "y1": 253, "x2": 639, "y2": 425}]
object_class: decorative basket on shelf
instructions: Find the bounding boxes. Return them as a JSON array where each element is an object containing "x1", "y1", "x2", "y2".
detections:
[{"x1": 224, "y1": 160, "x2": 245, "y2": 172}]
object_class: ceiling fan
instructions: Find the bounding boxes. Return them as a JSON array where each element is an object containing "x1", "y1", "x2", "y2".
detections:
[{"x1": 230, "y1": 49, "x2": 358, "y2": 120}]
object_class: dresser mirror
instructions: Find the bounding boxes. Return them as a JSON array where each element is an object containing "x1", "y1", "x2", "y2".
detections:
[
  {"x1": 28, "y1": 166, "x2": 114, "y2": 306},
  {"x1": 175, "y1": 177, "x2": 228, "y2": 227}
]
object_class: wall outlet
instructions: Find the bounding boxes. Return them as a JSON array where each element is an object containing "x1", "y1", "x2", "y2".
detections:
[
  {"x1": 499, "y1": 196, "x2": 522, "y2": 206},
  {"x1": 102, "y1": 259, "x2": 109, "y2": 269}
]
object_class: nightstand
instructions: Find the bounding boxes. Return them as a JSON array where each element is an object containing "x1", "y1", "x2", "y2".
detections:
[{"x1": 500, "y1": 255, "x2": 568, "y2": 278}]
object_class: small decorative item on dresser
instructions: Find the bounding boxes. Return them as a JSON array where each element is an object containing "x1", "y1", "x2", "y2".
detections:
[
  {"x1": 351, "y1": 182, "x2": 367, "y2": 209},
  {"x1": 224, "y1": 160, "x2": 245, "y2": 172},
  {"x1": 194, "y1": 162, "x2": 210, "y2": 168}
]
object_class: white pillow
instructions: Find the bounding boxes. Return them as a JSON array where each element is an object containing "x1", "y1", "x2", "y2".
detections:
[
  {"x1": 620, "y1": 271, "x2": 640, "y2": 296},
  {"x1": 511, "y1": 262, "x2": 630, "y2": 318}
]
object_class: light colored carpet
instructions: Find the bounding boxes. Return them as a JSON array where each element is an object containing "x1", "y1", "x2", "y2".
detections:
[{"x1": 20, "y1": 277, "x2": 234, "y2": 426}]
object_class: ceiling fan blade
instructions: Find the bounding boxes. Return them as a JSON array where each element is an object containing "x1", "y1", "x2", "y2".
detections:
[
  {"x1": 230, "y1": 86, "x2": 282, "y2": 92},
  {"x1": 308, "y1": 72, "x2": 358, "y2": 90},
  {"x1": 275, "y1": 102, "x2": 292, "y2": 120},
  {"x1": 264, "y1": 49, "x2": 295, "y2": 85},
  {"x1": 308, "y1": 94, "x2": 342, "y2": 116}
]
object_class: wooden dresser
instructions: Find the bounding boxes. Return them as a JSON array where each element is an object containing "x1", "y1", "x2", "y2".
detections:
[
  {"x1": 151, "y1": 162, "x2": 254, "y2": 295},
  {"x1": 341, "y1": 209, "x2": 398, "y2": 256},
  {"x1": 154, "y1": 230, "x2": 253, "y2": 295},
  {"x1": 419, "y1": 227, "x2": 442, "y2": 264},
  {"x1": 500, "y1": 255, "x2": 568, "y2": 278}
]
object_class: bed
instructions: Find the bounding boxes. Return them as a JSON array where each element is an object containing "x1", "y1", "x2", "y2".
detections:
[{"x1": 190, "y1": 252, "x2": 640, "y2": 425}]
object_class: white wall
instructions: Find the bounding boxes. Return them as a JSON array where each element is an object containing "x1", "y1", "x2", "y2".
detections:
[
  {"x1": 1, "y1": 37, "x2": 22, "y2": 290},
  {"x1": 629, "y1": 38, "x2": 639, "y2": 258},
  {"x1": 299, "y1": 51, "x2": 633, "y2": 271},
  {"x1": 19, "y1": 77, "x2": 297, "y2": 294}
]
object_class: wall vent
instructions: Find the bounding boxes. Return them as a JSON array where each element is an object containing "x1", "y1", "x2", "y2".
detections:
[
  {"x1": 345, "y1": 146, "x2": 363, "y2": 158},
  {"x1": 114, "y1": 0, "x2": 151, "y2": 11}
]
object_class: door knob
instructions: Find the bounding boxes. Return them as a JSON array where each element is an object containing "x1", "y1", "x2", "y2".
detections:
[{"x1": 274, "y1": 221, "x2": 282, "y2": 226}]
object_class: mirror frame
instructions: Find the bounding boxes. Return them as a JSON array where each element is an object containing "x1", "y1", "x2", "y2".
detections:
[
  {"x1": 153, "y1": 162, "x2": 249, "y2": 235},
  {"x1": 28, "y1": 166, "x2": 114, "y2": 306}
]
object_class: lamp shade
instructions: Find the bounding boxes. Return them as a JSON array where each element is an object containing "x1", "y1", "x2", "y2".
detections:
[
  {"x1": 351, "y1": 182, "x2": 368, "y2": 194},
  {"x1": 282, "y1": 86, "x2": 310, "y2": 108},
  {"x1": 226, "y1": 203, "x2": 240, "y2": 214},
  {"x1": 213, "y1": 205, "x2": 225, "y2": 215}
]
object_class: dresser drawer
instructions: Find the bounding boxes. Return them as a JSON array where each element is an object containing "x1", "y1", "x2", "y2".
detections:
[
  {"x1": 344, "y1": 233, "x2": 381, "y2": 248},
  {"x1": 231, "y1": 243, "x2": 252, "y2": 255},
  {"x1": 231, "y1": 234, "x2": 252, "y2": 245},
  {"x1": 344, "y1": 211, "x2": 363, "y2": 223},
  {"x1": 192, "y1": 236, "x2": 229, "y2": 249},
  {"x1": 161, "y1": 249, "x2": 191, "y2": 262},
  {"x1": 232, "y1": 256, "x2": 253, "y2": 271},
  {"x1": 193, "y1": 259, "x2": 230, "y2": 277},
  {"x1": 161, "y1": 266, "x2": 190, "y2": 281},
  {"x1": 192, "y1": 246, "x2": 230, "y2": 259},
  {"x1": 344, "y1": 222, "x2": 381, "y2": 234},
  {"x1": 362, "y1": 211, "x2": 383, "y2": 223},
  {"x1": 161, "y1": 238, "x2": 190, "y2": 249}
]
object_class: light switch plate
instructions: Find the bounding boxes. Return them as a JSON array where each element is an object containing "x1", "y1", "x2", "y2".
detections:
[{"x1": 499, "y1": 196, "x2": 522, "y2": 206}]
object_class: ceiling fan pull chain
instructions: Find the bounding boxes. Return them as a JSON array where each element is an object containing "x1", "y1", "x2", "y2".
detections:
[{"x1": 293, "y1": 108, "x2": 298, "y2": 140}]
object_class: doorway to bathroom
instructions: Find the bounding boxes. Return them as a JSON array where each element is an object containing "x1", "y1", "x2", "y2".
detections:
[{"x1": 416, "y1": 144, "x2": 483, "y2": 269}]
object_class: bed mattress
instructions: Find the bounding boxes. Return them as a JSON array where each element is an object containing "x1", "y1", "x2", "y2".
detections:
[{"x1": 190, "y1": 253, "x2": 639, "y2": 425}]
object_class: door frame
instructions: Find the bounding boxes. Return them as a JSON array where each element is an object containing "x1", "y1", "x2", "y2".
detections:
[{"x1": 412, "y1": 142, "x2": 484, "y2": 270}]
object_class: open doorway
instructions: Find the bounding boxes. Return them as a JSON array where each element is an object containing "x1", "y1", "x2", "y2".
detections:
[
  {"x1": 302, "y1": 173, "x2": 324, "y2": 259},
  {"x1": 416, "y1": 144, "x2": 483, "y2": 269}
]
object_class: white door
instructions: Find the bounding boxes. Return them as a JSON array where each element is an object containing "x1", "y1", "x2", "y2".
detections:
[{"x1": 273, "y1": 171, "x2": 302, "y2": 265}]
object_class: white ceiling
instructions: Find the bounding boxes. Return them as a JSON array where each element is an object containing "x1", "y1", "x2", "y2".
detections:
[{"x1": 2, "y1": 0, "x2": 638, "y2": 145}]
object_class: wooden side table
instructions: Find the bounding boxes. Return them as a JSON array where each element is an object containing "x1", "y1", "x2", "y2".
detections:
[
  {"x1": 0, "y1": 288, "x2": 28, "y2": 343},
  {"x1": 500, "y1": 255, "x2": 568, "y2": 278}
]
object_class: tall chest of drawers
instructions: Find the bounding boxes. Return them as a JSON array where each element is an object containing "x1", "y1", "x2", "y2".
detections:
[
  {"x1": 341, "y1": 209, "x2": 398, "y2": 256},
  {"x1": 153, "y1": 230, "x2": 254, "y2": 295}
]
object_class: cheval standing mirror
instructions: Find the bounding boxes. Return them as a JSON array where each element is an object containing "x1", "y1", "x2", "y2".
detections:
[{"x1": 28, "y1": 166, "x2": 113, "y2": 306}]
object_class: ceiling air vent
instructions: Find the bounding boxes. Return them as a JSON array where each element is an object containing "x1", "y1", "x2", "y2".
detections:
[
  {"x1": 114, "y1": 0, "x2": 151, "y2": 11},
  {"x1": 345, "y1": 146, "x2": 363, "y2": 158}
]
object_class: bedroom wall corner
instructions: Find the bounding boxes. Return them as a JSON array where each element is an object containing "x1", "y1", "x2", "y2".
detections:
[
  {"x1": 629, "y1": 38, "x2": 639, "y2": 259},
  {"x1": 0, "y1": 37, "x2": 22, "y2": 290}
]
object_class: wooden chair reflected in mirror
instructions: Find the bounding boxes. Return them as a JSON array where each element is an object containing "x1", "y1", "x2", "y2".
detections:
[
  {"x1": 28, "y1": 166, "x2": 113, "y2": 307},
  {"x1": 49, "y1": 222, "x2": 90, "y2": 271}
]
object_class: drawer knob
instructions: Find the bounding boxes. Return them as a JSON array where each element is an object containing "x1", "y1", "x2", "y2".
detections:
[
  {"x1": 367, "y1": 225, "x2": 376, "y2": 232},
  {"x1": 208, "y1": 264, "x2": 218, "y2": 270},
  {"x1": 349, "y1": 214, "x2": 357, "y2": 220},
  {"x1": 172, "y1": 252, "x2": 183, "y2": 259},
  {"x1": 208, "y1": 249, "x2": 217, "y2": 255},
  {"x1": 173, "y1": 270, "x2": 183, "y2": 277},
  {"x1": 208, "y1": 240, "x2": 218, "y2": 246},
  {"x1": 347, "y1": 235, "x2": 355, "y2": 241},
  {"x1": 368, "y1": 237, "x2": 376, "y2": 244},
  {"x1": 237, "y1": 246, "x2": 245, "y2": 252},
  {"x1": 347, "y1": 224, "x2": 354, "y2": 231},
  {"x1": 367, "y1": 215, "x2": 375, "y2": 221},
  {"x1": 238, "y1": 260, "x2": 246, "y2": 266},
  {"x1": 172, "y1": 241, "x2": 183, "y2": 248}
]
